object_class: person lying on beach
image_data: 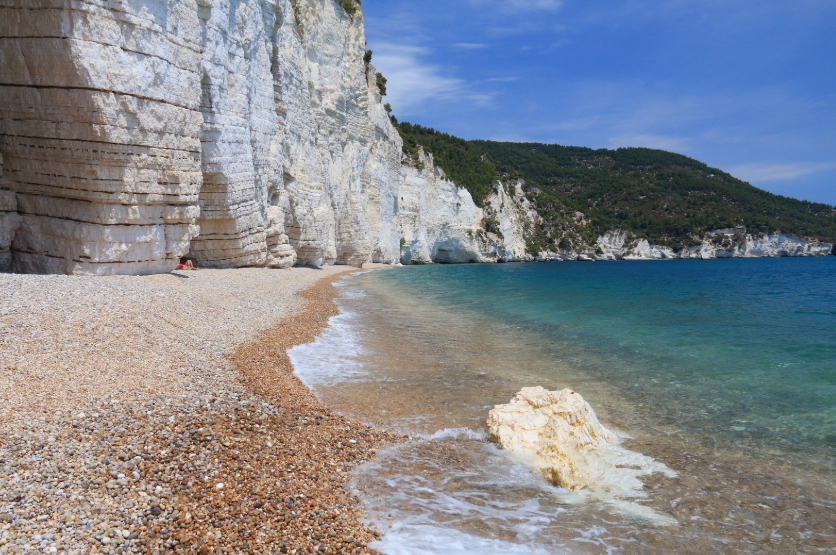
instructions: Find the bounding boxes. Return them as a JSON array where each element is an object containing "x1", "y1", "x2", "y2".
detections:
[{"x1": 178, "y1": 260, "x2": 200, "y2": 270}]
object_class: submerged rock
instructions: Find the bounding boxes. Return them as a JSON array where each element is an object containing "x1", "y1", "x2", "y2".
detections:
[{"x1": 487, "y1": 387, "x2": 616, "y2": 491}]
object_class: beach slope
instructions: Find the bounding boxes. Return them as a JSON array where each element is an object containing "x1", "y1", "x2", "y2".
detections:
[{"x1": 0, "y1": 266, "x2": 397, "y2": 554}]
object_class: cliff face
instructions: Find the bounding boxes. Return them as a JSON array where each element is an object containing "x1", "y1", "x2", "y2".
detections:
[
  {"x1": 1, "y1": 0, "x2": 203, "y2": 274},
  {"x1": 531, "y1": 228, "x2": 833, "y2": 262},
  {"x1": 397, "y1": 149, "x2": 530, "y2": 264},
  {"x1": 0, "y1": 0, "x2": 403, "y2": 274},
  {"x1": 0, "y1": 155, "x2": 20, "y2": 272},
  {"x1": 589, "y1": 229, "x2": 834, "y2": 261}
]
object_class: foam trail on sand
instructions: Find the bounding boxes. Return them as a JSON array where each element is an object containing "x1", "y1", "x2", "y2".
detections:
[
  {"x1": 288, "y1": 309, "x2": 369, "y2": 387},
  {"x1": 349, "y1": 433, "x2": 680, "y2": 554},
  {"x1": 421, "y1": 428, "x2": 488, "y2": 441},
  {"x1": 369, "y1": 526, "x2": 559, "y2": 555},
  {"x1": 351, "y1": 439, "x2": 573, "y2": 555},
  {"x1": 290, "y1": 273, "x2": 677, "y2": 554}
]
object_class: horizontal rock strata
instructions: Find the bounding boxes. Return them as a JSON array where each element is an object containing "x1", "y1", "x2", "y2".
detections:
[{"x1": 0, "y1": 0, "x2": 404, "y2": 275}]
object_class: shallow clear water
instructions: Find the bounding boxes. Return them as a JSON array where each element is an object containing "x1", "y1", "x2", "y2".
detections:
[{"x1": 289, "y1": 258, "x2": 836, "y2": 554}]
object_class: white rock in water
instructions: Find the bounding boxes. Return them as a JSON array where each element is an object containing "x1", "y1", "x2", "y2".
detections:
[
  {"x1": 488, "y1": 386, "x2": 680, "y2": 526},
  {"x1": 487, "y1": 386, "x2": 616, "y2": 491}
]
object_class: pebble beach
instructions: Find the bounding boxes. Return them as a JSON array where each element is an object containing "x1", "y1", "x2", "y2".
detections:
[{"x1": 0, "y1": 266, "x2": 400, "y2": 555}]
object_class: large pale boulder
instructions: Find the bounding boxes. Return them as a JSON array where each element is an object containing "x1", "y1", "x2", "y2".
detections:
[
  {"x1": 487, "y1": 387, "x2": 616, "y2": 491},
  {"x1": 489, "y1": 387, "x2": 680, "y2": 525}
]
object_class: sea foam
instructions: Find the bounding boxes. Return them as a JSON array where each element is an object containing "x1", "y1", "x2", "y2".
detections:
[{"x1": 288, "y1": 309, "x2": 369, "y2": 387}]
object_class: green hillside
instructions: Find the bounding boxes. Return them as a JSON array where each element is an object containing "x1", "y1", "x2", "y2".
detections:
[{"x1": 394, "y1": 120, "x2": 836, "y2": 253}]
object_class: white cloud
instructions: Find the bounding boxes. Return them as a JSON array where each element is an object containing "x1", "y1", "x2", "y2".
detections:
[
  {"x1": 454, "y1": 43, "x2": 487, "y2": 50},
  {"x1": 468, "y1": 0, "x2": 564, "y2": 11},
  {"x1": 727, "y1": 162, "x2": 836, "y2": 183},
  {"x1": 371, "y1": 43, "x2": 493, "y2": 113},
  {"x1": 607, "y1": 134, "x2": 692, "y2": 153}
]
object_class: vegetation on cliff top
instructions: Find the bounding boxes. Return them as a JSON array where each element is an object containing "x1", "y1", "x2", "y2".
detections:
[
  {"x1": 394, "y1": 121, "x2": 499, "y2": 207},
  {"x1": 392, "y1": 120, "x2": 836, "y2": 252},
  {"x1": 338, "y1": 0, "x2": 358, "y2": 16},
  {"x1": 477, "y1": 141, "x2": 836, "y2": 252}
]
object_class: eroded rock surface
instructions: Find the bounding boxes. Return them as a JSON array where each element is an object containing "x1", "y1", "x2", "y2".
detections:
[
  {"x1": 398, "y1": 149, "x2": 532, "y2": 265},
  {"x1": 588, "y1": 229, "x2": 833, "y2": 262},
  {"x1": 0, "y1": 0, "x2": 404, "y2": 274},
  {"x1": 487, "y1": 387, "x2": 616, "y2": 491},
  {"x1": 488, "y1": 386, "x2": 678, "y2": 526}
]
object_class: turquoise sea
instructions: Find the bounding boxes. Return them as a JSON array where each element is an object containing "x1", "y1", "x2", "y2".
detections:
[{"x1": 289, "y1": 258, "x2": 836, "y2": 554}]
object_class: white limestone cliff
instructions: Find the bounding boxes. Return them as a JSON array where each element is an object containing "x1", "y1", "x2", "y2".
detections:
[
  {"x1": 586, "y1": 229, "x2": 833, "y2": 262},
  {"x1": 0, "y1": 0, "x2": 403, "y2": 274},
  {"x1": 592, "y1": 231, "x2": 676, "y2": 261},
  {"x1": 689, "y1": 230, "x2": 833, "y2": 259},
  {"x1": 397, "y1": 149, "x2": 531, "y2": 264}
]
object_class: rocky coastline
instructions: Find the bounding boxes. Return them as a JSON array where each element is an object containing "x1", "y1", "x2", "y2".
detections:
[
  {"x1": 0, "y1": 266, "x2": 401, "y2": 555},
  {"x1": 0, "y1": 1, "x2": 831, "y2": 275}
]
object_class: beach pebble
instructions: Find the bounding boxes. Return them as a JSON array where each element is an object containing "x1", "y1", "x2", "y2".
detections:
[{"x1": 0, "y1": 267, "x2": 399, "y2": 554}]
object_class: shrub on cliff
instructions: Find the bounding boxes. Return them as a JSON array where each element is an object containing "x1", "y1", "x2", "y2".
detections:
[
  {"x1": 482, "y1": 217, "x2": 504, "y2": 239},
  {"x1": 482, "y1": 217, "x2": 500, "y2": 234},
  {"x1": 376, "y1": 73, "x2": 387, "y2": 96},
  {"x1": 339, "y1": 0, "x2": 357, "y2": 16},
  {"x1": 364, "y1": 49, "x2": 372, "y2": 63}
]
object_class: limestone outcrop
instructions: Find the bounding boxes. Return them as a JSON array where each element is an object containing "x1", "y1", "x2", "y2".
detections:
[
  {"x1": 0, "y1": 0, "x2": 403, "y2": 274},
  {"x1": 586, "y1": 229, "x2": 833, "y2": 262},
  {"x1": 397, "y1": 149, "x2": 532, "y2": 264},
  {"x1": 487, "y1": 387, "x2": 617, "y2": 491},
  {"x1": 487, "y1": 386, "x2": 678, "y2": 519}
]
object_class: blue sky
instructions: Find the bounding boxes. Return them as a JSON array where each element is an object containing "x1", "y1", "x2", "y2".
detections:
[{"x1": 362, "y1": 0, "x2": 836, "y2": 206}]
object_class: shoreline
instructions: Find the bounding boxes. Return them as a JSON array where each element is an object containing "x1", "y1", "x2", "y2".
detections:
[
  {"x1": 0, "y1": 266, "x2": 401, "y2": 555},
  {"x1": 223, "y1": 269, "x2": 404, "y2": 554},
  {"x1": 288, "y1": 261, "x2": 836, "y2": 554}
]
